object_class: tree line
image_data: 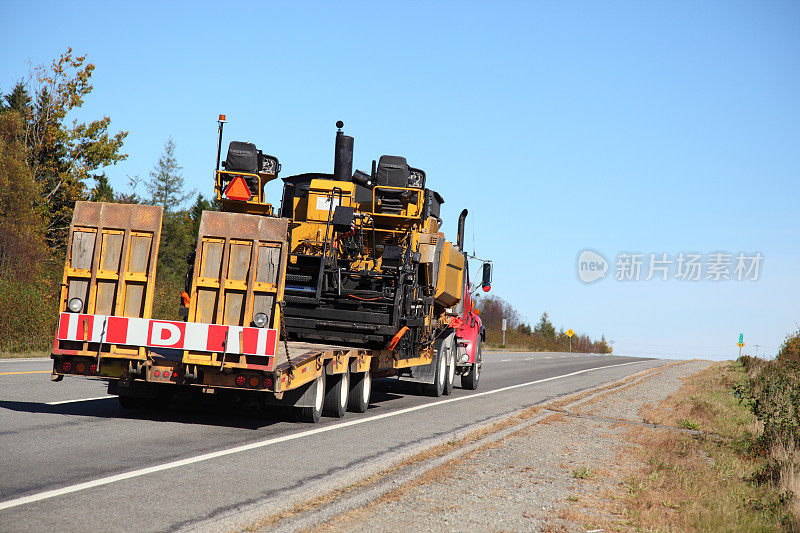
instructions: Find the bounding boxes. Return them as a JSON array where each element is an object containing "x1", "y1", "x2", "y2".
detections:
[
  {"x1": 0, "y1": 49, "x2": 205, "y2": 352},
  {"x1": 477, "y1": 296, "x2": 612, "y2": 353}
]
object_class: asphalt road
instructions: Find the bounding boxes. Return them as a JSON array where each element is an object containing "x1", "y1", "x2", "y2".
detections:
[{"x1": 0, "y1": 352, "x2": 667, "y2": 532}]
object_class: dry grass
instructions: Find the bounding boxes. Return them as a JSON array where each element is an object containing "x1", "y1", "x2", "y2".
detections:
[
  {"x1": 562, "y1": 362, "x2": 791, "y2": 532},
  {"x1": 0, "y1": 350, "x2": 50, "y2": 359}
]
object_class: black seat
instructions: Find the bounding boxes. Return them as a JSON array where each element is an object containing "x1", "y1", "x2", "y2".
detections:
[
  {"x1": 223, "y1": 141, "x2": 259, "y2": 195},
  {"x1": 375, "y1": 156, "x2": 410, "y2": 214}
]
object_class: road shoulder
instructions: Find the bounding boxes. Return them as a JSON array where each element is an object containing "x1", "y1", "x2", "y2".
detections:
[{"x1": 288, "y1": 360, "x2": 713, "y2": 532}]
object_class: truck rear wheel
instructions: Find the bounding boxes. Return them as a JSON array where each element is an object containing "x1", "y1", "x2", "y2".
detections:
[
  {"x1": 443, "y1": 343, "x2": 455, "y2": 396},
  {"x1": 294, "y1": 373, "x2": 325, "y2": 423},
  {"x1": 461, "y1": 342, "x2": 482, "y2": 390},
  {"x1": 348, "y1": 371, "x2": 371, "y2": 413},
  {"x1": 323, "y1": 370, "x2": 350, "y2": 418}
]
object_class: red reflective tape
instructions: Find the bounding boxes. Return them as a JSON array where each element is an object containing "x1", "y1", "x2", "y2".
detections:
[
  {"x1": 78, "y1": 315, "x2": 94, "y2": 341},
  {"x1": 58, "y1": 313, "x2": 70, "y2": 340},
  {"x1": 241, "y1": 327, "x2": 259, "y2": 354},
  {"x1": 265, "y1": 329, "x2": 277, "y2": 357},
  {"x1": 106, "y1": 316, "x2": 129, "y2": 344},
  {"x1": 147, "y1": 320, "x2": 186, "y2": 349},
  {"x1": 206, "y1": 324, "x2": 229, "y2": 352}
]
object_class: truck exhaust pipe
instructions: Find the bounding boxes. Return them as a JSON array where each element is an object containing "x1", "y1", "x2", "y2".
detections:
[
  {"x1": 457, "y1": 209, "x2": 468, "y2": 251},
  {"x1": 333, "y1": 120, "x2": 354, "y2": 181}
]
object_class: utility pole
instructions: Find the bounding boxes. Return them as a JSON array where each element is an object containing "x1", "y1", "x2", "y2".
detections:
[{"x1": 755, "y1": 344, "x2": 760, "y2": 357}]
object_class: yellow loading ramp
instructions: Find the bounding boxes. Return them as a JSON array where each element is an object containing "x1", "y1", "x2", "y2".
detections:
[
  {"x1": 184, "y1": 210, "x2": 289, "y2": 371},
  {"x1": 56, "y1": 201, "x2": 162, "y2": 364}
]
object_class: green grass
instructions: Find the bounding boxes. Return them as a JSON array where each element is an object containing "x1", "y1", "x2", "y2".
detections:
[{"x1": 572, "y1": 465, "x2": 594, "y2": 479}]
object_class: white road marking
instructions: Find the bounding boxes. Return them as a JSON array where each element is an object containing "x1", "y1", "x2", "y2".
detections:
[
  {"x1": 525, "y1": 357, "x2": 535, "y2": 360},
  {"x1": 500, "y1": 359, "x2": 512, "y2": 361},
  {"x1": 47, "y1": 396, "x2": 115, "y2": 406},
  {"x1": 544, "y1": 356, "x2": 552, "y2": 359},
  {"x1": 0, "y1": 360, "x2": 644, "y2": 511}
]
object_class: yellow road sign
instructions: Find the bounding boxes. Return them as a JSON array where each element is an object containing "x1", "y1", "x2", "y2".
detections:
[
  {"x1": 567, "y1": 329, "x2": 574, "y2": 338},
  {"x1": 737, "y1": 342, "x2": 745, "y2": 348}
]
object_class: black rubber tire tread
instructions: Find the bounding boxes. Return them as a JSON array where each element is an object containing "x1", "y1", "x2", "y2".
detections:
[
  {"x1": 348, "y1": 371, "x2": 371, "y2": 413},
  {"x1": 294, "y1": 373, "x2": 325, "y2": 423},
  {"x1": 323, "y1": 370, "x2": 349, "y2": 418}
]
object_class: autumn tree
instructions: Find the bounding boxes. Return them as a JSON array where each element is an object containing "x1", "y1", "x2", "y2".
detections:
[{"x1": 4, "y1": 48, "x2": 128, "y2": 249}]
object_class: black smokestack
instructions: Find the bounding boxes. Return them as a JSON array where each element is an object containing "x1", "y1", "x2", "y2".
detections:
[{"x1": 333, "y1": 120, "x2": 354, "y2": 181}]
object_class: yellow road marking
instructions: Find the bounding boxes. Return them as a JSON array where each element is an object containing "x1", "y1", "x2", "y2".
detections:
[{"x1": 0, "y1": 370, "x2": 51, "y2": 376}]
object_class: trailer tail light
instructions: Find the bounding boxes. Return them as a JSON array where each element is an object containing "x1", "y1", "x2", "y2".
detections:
[
  {"x1": 248, "y1": 376, "x2": 260, "y2": 388},
  {"x1": 154, "y1": 370, "x2": 161, "y2": 377},
  {"x1": 235, "y1": 375, "x2": 247, "y2": 387},
  {"x1": 163, "y1": 370, "x2": 171, "y2": 379},
  {"x1": 263, "y1": 377, "x2": 273, "y2": 389},
  {"x1": 61, "y1": 361, "x2": 72, "y2": 373},
  {"x1": 75, "y1": 361, "x2": 86, "y2": 374},
  {"x1": 88, "y1": 364, "x2": 98, "y2": 375}
]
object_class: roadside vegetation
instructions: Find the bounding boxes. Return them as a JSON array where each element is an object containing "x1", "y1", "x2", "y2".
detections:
[
  {"x1": 0, "y1": 49, "x2": 208, "y2": 355},
  {"x1": 476, "y1": 295, "x2": 612, "y2": 353},
  {"x1": 571, "y1": 326, "x2": 800, "y2": 531}
]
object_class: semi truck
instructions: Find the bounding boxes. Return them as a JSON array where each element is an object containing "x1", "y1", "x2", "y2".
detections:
[{"x1": 50, "y1": 119, "x2": 492, "y2": 422}]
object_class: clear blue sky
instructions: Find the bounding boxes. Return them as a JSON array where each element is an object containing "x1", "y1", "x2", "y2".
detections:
[{"x1": 2, "y1": 1, "x2": 798, "y2": 359}]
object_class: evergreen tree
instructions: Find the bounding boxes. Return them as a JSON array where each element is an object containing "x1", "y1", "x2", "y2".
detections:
[
  {"x1": 89, "y1": 175, "x2": 114, "y2": 202},
  {"x1": 146, "y1": 138, "x2": 194, "y2": 211},
  {"x1": 533, "y1": 312, "x2": 556, "y2": 340}
]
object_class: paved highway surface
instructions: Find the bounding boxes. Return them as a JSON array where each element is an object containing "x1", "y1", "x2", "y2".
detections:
[{"x1": 0, "y1": 353, "x2": 667, "y2": 531}]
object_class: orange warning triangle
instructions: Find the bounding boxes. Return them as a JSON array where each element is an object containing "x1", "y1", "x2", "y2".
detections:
[{"x1": 225, "y1": 176, "x2": 252, "y2": 201}]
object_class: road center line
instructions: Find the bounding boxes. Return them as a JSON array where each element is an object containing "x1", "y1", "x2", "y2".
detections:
[
  {"x1": 0, "y1": 370, "x2": 50, "y2": 376},
  {"x1": 47, "y1": 396, "x2": 115, "y2": 406},
  {"x1": 0, "y1": 359, "x2": 644, "y2": 511}
]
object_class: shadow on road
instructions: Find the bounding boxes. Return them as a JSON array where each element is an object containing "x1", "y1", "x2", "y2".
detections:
[{"x1": 0, "y1": 381, "x2": 410, "y2": 429}]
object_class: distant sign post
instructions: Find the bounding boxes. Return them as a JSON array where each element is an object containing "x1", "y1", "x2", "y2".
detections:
[
  {"x1": 567, "y1": 328, "x2": 575, "y2": 353},
  {"x1": 738, "y1": 333, "x2": 744, "y2": 358},
  {"x1": 502, "y1": 319, "x2": 507, "y2": 347}
]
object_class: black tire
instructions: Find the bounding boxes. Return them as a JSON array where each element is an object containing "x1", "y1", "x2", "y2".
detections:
[
  {"x1": 461, "y1": 342, "x2": 482, "y2": 390},
  {"x1": 428, "y1": 347, "x2": 447, "y2": 397},
  {"x1": 294, "y1": 373, "x2": 325, "y2": 423},
  {"x1": 443, "y1": 340, "x2": 456, "y2": 396},
  {"x1": 323, "y1": 370, "x2": 350, "y2": 418},
  {"x1": 348, "y1": 371, "x2": 371, "y2": 413}
]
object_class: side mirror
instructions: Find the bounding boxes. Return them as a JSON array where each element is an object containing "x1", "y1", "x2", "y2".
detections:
[{"x1": 481, "y1": 262, "x2": 492, "y2": 292}]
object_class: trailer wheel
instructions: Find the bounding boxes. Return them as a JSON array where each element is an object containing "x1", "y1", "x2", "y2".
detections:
[
  {"x1": 323, "y1": 369, "x2": 350, "y2": 418},
  {"x1": 348, "y1": 371, "x2": 371, "y2": 413},
  {"x1": 443, "y1": 342, "x2": 456, "y2": 396},
  {"x1": 294, "y1": 373, "x2": 325, "y2": 423},
  {"x1": 428, "y1": 347, "x2": 447, "y2": 397}
]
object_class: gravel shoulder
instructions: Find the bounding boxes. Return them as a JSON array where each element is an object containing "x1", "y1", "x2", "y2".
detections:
[{"x1": 310, "y1": 359, "x2": 713, "y2": 532}]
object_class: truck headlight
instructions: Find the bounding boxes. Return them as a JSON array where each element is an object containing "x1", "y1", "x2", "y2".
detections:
[
  {"x1": 68, "y1": 298, "x2": 83, "y2": 313},
  {"x1": 253, "y1": 312, "x2": 268, "y2": 328}
]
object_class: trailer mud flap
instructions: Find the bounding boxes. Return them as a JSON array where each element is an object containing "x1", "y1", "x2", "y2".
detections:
[{"x1": 54, "y1": 201, "x2": 163, "y2": 355}]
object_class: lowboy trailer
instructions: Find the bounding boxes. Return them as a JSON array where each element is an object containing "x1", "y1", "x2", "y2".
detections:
[{"x1": 50, "y1": 120, "x2": 491, "y2": 422}]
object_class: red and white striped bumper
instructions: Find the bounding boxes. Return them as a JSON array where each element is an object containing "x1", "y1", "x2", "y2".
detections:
[{"x1": 56, "y1": 313, "x2": 279, "y2": 357}]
